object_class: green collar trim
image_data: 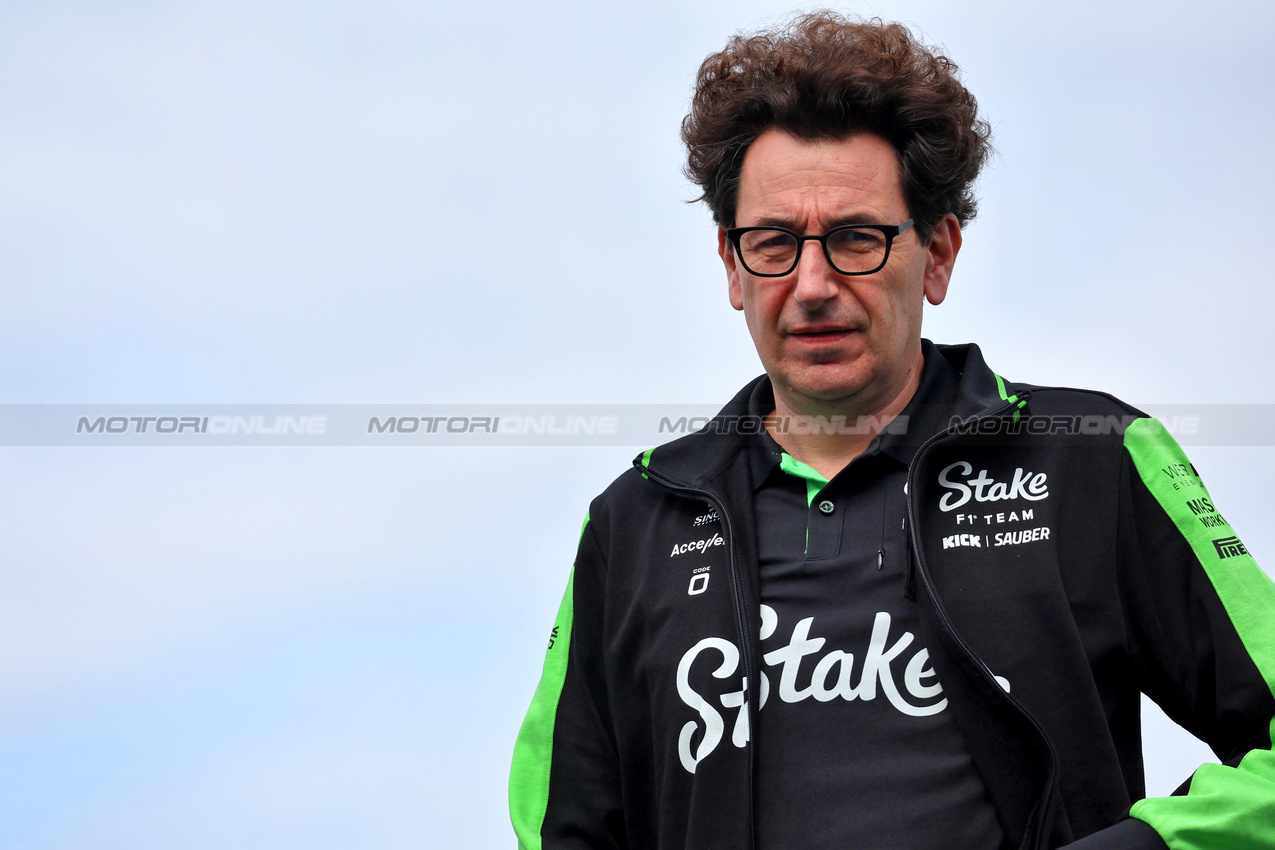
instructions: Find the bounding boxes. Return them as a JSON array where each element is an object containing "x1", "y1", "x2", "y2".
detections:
[
  {"x1": 779, "y1": 452, "x2": 829, "y2": 508},
  {"x1": 994, "y1": 372, "x2": 1028, "y2": 424}
]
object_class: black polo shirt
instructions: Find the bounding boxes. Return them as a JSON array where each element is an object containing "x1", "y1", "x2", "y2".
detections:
[{"x1": 747, "y1": 342, "x2": 1005, "y2": 849}]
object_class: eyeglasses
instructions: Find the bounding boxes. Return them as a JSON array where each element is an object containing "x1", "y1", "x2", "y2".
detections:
[{"x1": 725, "y1": 219, "x2": 914, "y2": 277}]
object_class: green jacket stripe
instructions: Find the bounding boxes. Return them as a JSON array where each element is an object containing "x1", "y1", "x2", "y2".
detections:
[
  {"x1": 508, "y1": 515, "x2": 586, "y2": 849},
  {"x1": 1124, "y1": 419, "x2": 1275, "y2": 849}
]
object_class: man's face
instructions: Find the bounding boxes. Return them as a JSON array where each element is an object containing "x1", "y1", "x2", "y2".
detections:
[{"x1": 718, "y1": 129, "x2": 960, "y2": 416}]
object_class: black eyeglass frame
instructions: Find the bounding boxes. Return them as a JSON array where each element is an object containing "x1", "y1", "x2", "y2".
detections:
[{"x1": 725, "y1": 219, "x2": 915, "y2": 277}]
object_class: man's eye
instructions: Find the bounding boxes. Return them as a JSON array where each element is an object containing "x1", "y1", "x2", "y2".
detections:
[
  {"x1": 755, "y1": 234, "x2": 794, "y2": 252},
  {"x1": 830, "y1": 229, "x2": 885, "y2": 252},
  {"x1": 741, "y1": 231, "x2": 797, "y2": 255}
]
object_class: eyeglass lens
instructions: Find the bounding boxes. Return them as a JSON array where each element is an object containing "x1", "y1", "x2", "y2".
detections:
[{"x1": 737, "y1": 228, "x2": 889, "y2": 275}]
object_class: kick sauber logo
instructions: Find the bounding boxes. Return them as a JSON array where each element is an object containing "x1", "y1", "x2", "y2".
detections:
[{"x1": 942, "y1": 533, "x2": 982, "y2": 550}]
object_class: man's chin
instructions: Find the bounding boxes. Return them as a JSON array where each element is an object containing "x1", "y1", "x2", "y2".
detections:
[{"x1": 775, "y1": 370, "x2": 876, "y2": 411}]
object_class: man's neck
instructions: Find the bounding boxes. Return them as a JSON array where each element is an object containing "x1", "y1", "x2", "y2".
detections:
[{"x1": 766, "y1": 349, "x2": 925, "y2": 480}]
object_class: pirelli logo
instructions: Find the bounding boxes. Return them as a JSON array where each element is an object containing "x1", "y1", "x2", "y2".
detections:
[{"x1": 1213, "y1": 536, "x2": 1249, "y2": 560}]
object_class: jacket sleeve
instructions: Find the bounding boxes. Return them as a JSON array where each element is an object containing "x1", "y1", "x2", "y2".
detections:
[
  {"x1": 1088, "y1": 418, "x2": 1275, "y2": 849},
  {"x1": 508, "y1": 511, "x2": 625, "y2": 849}
]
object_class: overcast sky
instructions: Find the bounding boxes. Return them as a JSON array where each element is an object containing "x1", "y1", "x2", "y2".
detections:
[{"x1": 1, "y1": 1, "x2": 1272, "y2": 847}]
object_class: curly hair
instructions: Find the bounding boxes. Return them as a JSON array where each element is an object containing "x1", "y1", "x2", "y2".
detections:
[{"x1": 681, "y1": 12, "x2": 992, "y2": 242}]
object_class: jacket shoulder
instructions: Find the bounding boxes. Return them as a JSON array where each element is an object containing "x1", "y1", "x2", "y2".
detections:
[
  {"x1": 585, "y1": 463, "x2": 707, "y2": 551},
  {"x1": 592, "y1": 464, "x2": 663, "y2": 513},
  {"x1": 1012, "y1": 383, "x2": 1150, "y2": 420}
]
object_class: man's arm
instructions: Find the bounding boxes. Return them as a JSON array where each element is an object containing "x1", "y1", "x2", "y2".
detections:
[
  {"x1": 1092, "y1": 419, "x2": 1275, "y2": 849},
  {"x1": 509, "y1": 512, "x2": 625, "y2": 850}
]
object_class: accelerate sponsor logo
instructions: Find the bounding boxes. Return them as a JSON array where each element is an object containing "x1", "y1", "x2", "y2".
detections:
[{"x1": 670, "y1": 533, "x2": 724, "y2": 558}]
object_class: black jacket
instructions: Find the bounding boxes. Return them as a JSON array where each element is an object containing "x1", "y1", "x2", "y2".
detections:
[{"x1": 510, "y1": 342, "x2": 1275, "y2": 850}]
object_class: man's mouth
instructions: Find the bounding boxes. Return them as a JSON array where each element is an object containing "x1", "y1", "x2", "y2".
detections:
[{"x1": 789, "y1": 326, "x2": 854, "y2": 343}]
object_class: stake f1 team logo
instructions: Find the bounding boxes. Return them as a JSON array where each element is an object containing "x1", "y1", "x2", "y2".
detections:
[{"x1": 937, "y1": 461, "x2": 1049, "y2": 512}]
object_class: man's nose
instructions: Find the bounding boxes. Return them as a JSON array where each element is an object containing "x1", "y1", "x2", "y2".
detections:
[{"x1": 792, "y1": 240, "x2": 842, "y2": 310}]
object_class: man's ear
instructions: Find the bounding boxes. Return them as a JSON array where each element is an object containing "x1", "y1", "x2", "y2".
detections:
[
  {"x1": 923, "y1": 214, "x2": 961, "y2": 306},
  {"x1": 719, "y1": 228, "x2": 745, "y2": 311}
]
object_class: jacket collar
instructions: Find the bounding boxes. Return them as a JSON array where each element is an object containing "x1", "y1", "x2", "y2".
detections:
[{"x1": 635, "y1": 341, "x2": 1008, "y2": 490}]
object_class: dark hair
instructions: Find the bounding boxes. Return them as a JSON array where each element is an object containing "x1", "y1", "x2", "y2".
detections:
[{"x1": 681, "y1": 12, "x2": 992, "y2": 241}]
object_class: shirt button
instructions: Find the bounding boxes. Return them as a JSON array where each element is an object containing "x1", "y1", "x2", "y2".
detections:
[{"x1": 818, "y1": 500, "x2": 835, "y2": 515}]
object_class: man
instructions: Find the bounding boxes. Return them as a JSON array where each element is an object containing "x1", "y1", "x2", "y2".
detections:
[{"x1": 510, "y1": 13, "x2": 1275, "y2": 850}]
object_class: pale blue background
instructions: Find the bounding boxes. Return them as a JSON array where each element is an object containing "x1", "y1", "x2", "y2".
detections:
[{"x1": 1, "y1": 1, "x2": 1272, "y2": 847}]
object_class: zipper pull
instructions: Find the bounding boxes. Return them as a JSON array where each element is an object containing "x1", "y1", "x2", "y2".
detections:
[{"x1": 877, "y1": 548, "x2": 884, "y2": 570}]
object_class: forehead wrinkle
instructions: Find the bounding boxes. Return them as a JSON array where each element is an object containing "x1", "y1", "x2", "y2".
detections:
[
  {"x1": 734, "y1": 132, "x2": 906, "y2": 230},
  {"x1": 739, "y1": 175, "x2": 898, "y2": 231}
]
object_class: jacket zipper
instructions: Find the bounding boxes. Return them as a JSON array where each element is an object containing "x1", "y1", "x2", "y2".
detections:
[
  {"x1": 904, "y1": 394, "x2": 1059, "y2": 850},
  {"x1": 639, "y1": 466, "x2": 758, "y2": 850}
]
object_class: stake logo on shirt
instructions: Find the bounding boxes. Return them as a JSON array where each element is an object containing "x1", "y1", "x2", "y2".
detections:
[
  {"x1": 675, "y1": 605, "x2": 959, "y2": 774},
  {"x1": 936, "y1": 461, "x2": 1049, "y2": 512}
]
